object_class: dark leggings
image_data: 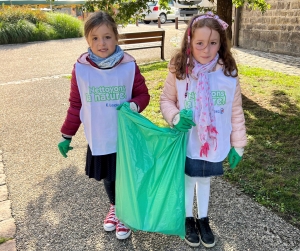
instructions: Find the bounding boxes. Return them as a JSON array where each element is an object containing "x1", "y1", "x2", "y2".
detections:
[{"x1": 103, "y1": 179, "x2": 115, "y2": 205}]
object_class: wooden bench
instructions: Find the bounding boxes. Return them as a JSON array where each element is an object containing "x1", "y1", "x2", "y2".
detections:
[{"x1": 119, "y1": 30, "x2": 165, "y2": 60}]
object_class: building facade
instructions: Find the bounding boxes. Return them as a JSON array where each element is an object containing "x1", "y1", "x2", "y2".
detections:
[{"x1": 237, "y1": 0, "x2": 300, "y2": 57}]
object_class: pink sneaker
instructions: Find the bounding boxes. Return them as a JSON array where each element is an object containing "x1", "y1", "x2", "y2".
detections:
[
  {"x1": 116, "y1": 220, "x2": 131, "y2": 240},
  {"x1": 103, "y1": 204, "x2": 118, "y2": 231}
]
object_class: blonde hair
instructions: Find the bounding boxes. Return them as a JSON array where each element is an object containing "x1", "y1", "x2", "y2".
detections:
[{"x1": 170, "y1": 14, "x2": 238, "y2": 80}]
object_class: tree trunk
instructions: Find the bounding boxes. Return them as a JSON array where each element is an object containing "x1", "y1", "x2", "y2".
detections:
[{"x1": 216, "y1": 0, "x2": 233, "y2": 41}]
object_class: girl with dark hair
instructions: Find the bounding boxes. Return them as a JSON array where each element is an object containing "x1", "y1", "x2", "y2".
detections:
[
  {"x1": 58, "y1": 11, "x2": 150, "y2": 240},
  {"x1": 160, "y1": 12, "x2": 247, "y2": 248}
]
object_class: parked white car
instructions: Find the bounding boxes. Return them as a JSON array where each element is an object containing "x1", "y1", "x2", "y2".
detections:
[{"x1": 141, "y1": 0, "x2": 177, "y2": 24}]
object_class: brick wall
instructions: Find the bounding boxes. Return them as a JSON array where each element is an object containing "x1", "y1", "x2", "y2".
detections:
[{"x1": 237, "y1": 0, "x2": 300, "y2": 57}]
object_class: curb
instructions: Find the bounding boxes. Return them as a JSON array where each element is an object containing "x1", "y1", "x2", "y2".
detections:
[{"x1": 0, "y1": 150, "x2": 17, "y2": 251}]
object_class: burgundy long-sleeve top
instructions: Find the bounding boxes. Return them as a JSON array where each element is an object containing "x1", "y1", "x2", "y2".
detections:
[{"x1": 61, "y1": 52, "x2": 150, "y2": 136}]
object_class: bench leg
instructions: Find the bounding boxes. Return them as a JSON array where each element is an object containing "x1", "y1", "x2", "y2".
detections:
[{"x1": 161, "y1": 48, "x2": 165, "y2": 61}]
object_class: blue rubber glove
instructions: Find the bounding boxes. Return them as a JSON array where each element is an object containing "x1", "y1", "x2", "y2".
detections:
[
  {"x1": 228, "y1": 147, "x2": 244, "y2": 169},
  {"x1": 173, "y1": 109, "x2": 196, "y2": 132},
  {"x1": 58, "y1": 137, "x2": 73, "y2": 158}
]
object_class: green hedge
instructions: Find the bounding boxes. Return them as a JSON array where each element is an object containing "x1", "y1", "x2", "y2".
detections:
[{"x1": 0, "y1": 6, "x2": 83, "y2": 44}]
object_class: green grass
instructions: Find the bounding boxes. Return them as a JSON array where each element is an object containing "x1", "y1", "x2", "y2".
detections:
[
  {"x1": 0, "y1": 237, "x2": 12, "y2": 244},
  {"x1": 0, "y1": 6, "x2": 83, "y2": 44},
  {"x1": 140, "y1": 62, "x2": 170, "y2": 127},
  {"x1": 139, "y1": 61, "x2": 300, "y2": 229}
]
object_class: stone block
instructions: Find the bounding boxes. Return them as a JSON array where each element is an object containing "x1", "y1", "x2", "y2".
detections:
[
  {"x1": 287, "y1": 26, "x2": 295, "y2": 31},
  {"x1": 246, "y1": 24, "x2": 254, "y2": 30},
  {"x1": 260, "y1": 31, "x2": 280, "y2": 42},
  {"x1": 256, "y1": 24, "x2": 268, "y2": 30},
  {"x1": 263, "y1": 17, "x2": 271, "y2": 24},
  {"x1": 270, "y1": 10, "x2": 275, "y2": 16},
  {"x1": 270, "y1": 3, "x2": 277, "y2": 10},
  {"x1": 0, "y1": 218, "x2": 16, "y2": 238},
  {"x1": 241, "y1": 30, "x2": 251, "y2": 40},
  {"x1": 251, "y1": 30, "x2": 261, "y2": 40},
  {"x1": 0, "y1": 240, "x2": 17, "y2": 251},
  {"x1": 289, "y1": 17, "x2": 298, "y2": 24},
  {"x1": 0, "y1": 200, "x2": 11, "y2": 221},
  {"x1": 291, "y1": 2, "x2": 299, "y2": 9},
  {"x1": 287, "y1": 11, "x2": 296, "y2": 17},
  {"x1": 280, "y1": 31, "x2": 291, "y2": 42},
  {"x1": 256, "y1": 17, "x2": 263, "y2": 23},
  {"x1": 240, "y1": 24, "x2": 247, "y2": 30},
  {"x1": 277, "y1": 2, "x2": 285, "y2": 9},
  {"x1": 0, "y1": 185, "x2": 8, "y2": 202},
  {"x1": 0, "y1": 164, "x2": 3, "y2": 174},
  {"x1": 256, "y1": 40, "x2": 273, "y2": 52},
  {"x1": 268, "y1": 25, "x2": 282, "y2": 30},
  {"x1": 280, "y1": 17, "x2": 290, "y2": 24},
  {"x1": 0, "y1": 174, "x2": 5, "y2": 186},
  {"x1": 270, "y1": 17, "x2": 277, "y2": 24},
  {"x1": 285, "y1": 2, "x2": 291, "y2": 9},
  {"x1": 290, "y1": 32, "x2": 300, "y2": 43},
  {"x1": 293, "y1": 10, "x2": 300, "y2": 17},
  {"x1": 269, "y1": 42, "x2": 286, "y2": 53},
  {"x1": 283, "y1": 43, "x2": 295, "y2": 54}
]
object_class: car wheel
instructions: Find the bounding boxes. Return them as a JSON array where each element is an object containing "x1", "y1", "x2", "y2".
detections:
[
  {"x1": 159, "y1": 13, "x2": 167, "y2": 24},
  {"x1": 143, "y1": 20, "x2": 151, "y2": 24}
]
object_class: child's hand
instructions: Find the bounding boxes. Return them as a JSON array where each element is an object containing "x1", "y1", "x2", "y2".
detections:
[
  {"x1": 116, "y1": 102, "x2": 139, "y2": 112},
  {"x1": 228, "y1": 147, "x2": 244, "y2": 169},
  {"x1": 173, "y1": 109, "x2": 196, "y2": 132},
  {"x1": 129, "y1": 102, "x2": 139, "y2": 112},
  {"x1": 58, "y1": 137, "x2": 73, "y2": 158}
]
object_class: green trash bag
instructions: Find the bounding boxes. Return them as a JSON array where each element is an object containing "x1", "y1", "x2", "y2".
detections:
[{"x1": 115, "y1": 103, "x2": 187, "y2": 238}]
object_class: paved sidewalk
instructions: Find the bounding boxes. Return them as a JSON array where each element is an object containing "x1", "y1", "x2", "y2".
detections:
[
  {"x1": 0, "y1": 22, "x2": 299, "y2": 251},
  {"x1": 232, "y1": 47, "x2": 300, "y2": 76}
]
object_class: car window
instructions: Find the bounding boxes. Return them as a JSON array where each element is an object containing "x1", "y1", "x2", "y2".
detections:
[
  {"x1": 168, "y1": 0, "x2": 174, "y2": 6},
  {"x1": 147, "y1": 1, "x2": 158, "y2": 6}
]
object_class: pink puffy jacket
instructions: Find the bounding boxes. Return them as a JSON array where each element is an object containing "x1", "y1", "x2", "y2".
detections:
[{"x1": 160, "y1": 69, "x2": 247, "y2": 148}]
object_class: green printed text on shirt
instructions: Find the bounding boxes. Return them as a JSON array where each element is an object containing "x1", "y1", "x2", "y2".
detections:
[
  {"x1": 85, "y1": 85, "x2": 127, "y2": 102},
  {"x1": 184, "y1": 90, "x2": 226, "y2": 109}
]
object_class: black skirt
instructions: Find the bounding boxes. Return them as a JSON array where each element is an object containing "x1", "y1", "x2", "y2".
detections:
[{"x1": 85, "y1": 145, "x2": 117, "y2": 181}]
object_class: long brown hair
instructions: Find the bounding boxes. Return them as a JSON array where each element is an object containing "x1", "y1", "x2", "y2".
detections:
[
  {"x1": 171, "y1": 14, "x2": 238, "y2": 80},
  {"x1": 84, "y1": 11, "x2": 119, "y2": 41}
]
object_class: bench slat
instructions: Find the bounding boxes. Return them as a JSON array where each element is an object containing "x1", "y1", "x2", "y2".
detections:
[
  {"x1": 120, "y1": 37, "x2": 163, "y2": 45},
  {"x1": 120, "y1": 42, "x2": 161, "y2": 50},
  {"x1": 119, "y1": 30, "x2": 164, "y2": 39},
  {"x1": 121, "y1": 46, "x2": 161, "y2": 51}
]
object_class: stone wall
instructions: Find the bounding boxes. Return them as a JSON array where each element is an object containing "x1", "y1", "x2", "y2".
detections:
[{"x1": 237, "y1": 0, "x2": 300, "y2": 57}]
